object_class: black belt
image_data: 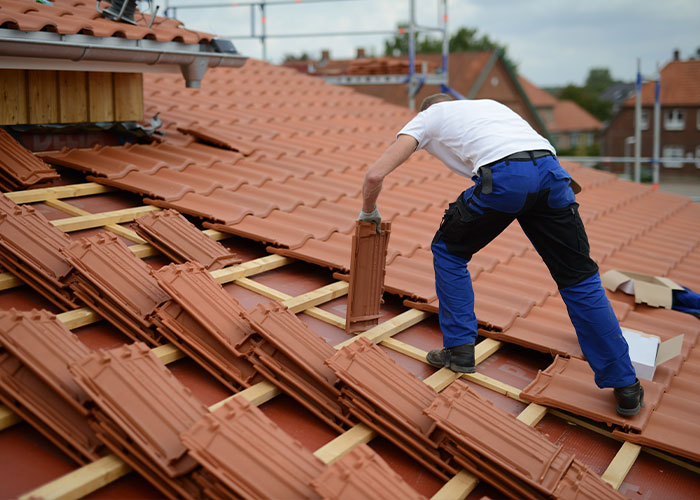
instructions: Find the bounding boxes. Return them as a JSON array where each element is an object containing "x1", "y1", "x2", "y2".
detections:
[{"x1": 478, "y1": 150, "x2": 554, "y2": 195}]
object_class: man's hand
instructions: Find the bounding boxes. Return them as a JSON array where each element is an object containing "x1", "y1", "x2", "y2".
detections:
[{"x1": 358, "y1": 206, "x2": 381, "y2": 234}]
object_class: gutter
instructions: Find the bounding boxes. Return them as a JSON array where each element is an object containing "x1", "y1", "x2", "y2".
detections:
[{"x1": 0, "y1": 28, "x2": 247, "y2": 88}]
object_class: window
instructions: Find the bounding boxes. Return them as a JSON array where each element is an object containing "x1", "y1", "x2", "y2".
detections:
[
  {"x1": 664, "y1": 109, "x2": 685, "y2": 130},
  {"x1": 696, "y1": 145, "x2": 700, "y2": 168},
  {"x1": 697, "y1": 109, "x2": 700, "y2": 130},
  {"x1": 662, "y1": 146, "x2": 684, "y2": 168},
  {"x1": 585, "y1": 132, "x2": 595, "y2": 146},
  {"x1": 639, "y1": 109, "x2": 649, "y2": 130},
  {"x1": 570, "y1": 133, "x2": 580, "y2": 147}
]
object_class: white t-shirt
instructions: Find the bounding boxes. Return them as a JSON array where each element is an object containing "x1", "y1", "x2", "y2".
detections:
[{"x1": 397, "y1": 99, "x2": 555, "y2": 177}]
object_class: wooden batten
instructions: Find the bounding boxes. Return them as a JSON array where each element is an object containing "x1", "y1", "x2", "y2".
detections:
[{"x1": 0, "y1": 69, "x2": 144, "y2": 125}]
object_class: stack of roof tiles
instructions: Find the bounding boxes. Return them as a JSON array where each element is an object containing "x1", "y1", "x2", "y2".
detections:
[
  {"x1": 0, "y1": 193, "x2": 78, "y2": 310},
  {"x1": 61, "y1": 232, "x2": 170, "y2": 345},
  {"x1": 152, "y1": 262, "x2": 260, "y2": 392},
  {"x1": 0, "y1": 129, "x2": 58, "y2": 190},
  {"x1": 154, "y1": 261, "x2": 353, "y2": 430},
  {"x1": 69, "y1": 342, "x2": 216, "y2": 499},
  {"x1": 326, "y1": 338, "x2": 626, "y2": 499},
  {"x1": 326, "y1": 337, "x2": 453, "y2": 480},
  {"x1": 426, "y1": 381, "x2": 625, "y2": 499},
  {"x1": 310, "y1": 444, "x2": 427, "y2": 500},
  {"x1": 244, "y1": 301, "x2": 353, "y2": 431},
  {"x1": 133, "y1": 209, "x2": 241, "y2": 270},
  {"x1": 183, "y1": 396, "x2": 327, "y2": 499},
  {"x1": 0, "y1": 309, "x2": 102, "y2": 464}
]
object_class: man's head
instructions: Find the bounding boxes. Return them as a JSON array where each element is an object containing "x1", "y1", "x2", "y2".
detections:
[{"x1": 419, "y1": 93, "x2": 452, "y2": 112}]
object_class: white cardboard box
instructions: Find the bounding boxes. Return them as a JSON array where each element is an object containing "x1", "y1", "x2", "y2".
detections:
[
  {"x1": 602, "y1": 269, "x2": 683, "y2": 309},
  {"x1": 621, "y1": 328, "x2": 684, "y2": 381}
]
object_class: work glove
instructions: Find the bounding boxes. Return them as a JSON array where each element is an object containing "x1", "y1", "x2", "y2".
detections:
[{"x1": 358, "y1": 207, "x2": 381, "y2": 234}]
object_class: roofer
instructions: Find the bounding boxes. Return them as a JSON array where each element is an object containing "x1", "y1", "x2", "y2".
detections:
[{"x1": 359, "y1": 94, "x2": 644, "y2": 417}]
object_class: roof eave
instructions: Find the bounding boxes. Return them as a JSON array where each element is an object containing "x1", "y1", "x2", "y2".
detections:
[{"x1": 0, "y1": 28, "x2": 247, "y2": 88}]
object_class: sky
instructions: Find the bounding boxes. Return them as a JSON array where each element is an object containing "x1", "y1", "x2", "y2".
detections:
[{"x1": 155, "y1": 0, "x2": 700, "y2": 87}]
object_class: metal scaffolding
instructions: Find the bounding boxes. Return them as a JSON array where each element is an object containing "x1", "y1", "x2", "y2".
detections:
[{"x1": 162, "y1": 0, "x2": 455, "y2": 110}]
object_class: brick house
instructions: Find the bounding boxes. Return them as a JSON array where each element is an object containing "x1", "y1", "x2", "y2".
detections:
[{"x1": 602, "y1": 57, "x2": 700, "y2": 174}]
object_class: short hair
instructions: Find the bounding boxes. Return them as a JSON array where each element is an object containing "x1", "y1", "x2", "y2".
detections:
[{"x1": 420, "y1": 93, "x2": 452, "y2": 112}]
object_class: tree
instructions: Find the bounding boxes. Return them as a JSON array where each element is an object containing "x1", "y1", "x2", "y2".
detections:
[
  {"x1": 558, "y1": 84, "x2": 612, "y2": 122},
  {"x1": 283, "y1": 52, "x2": 310, "y2": 63},
  {"x1": 383, "y1": 25, "x2": 517, "y2": 70},
  {"x1": 585, "y1": 68, "x2": 615, "y2": 94}
]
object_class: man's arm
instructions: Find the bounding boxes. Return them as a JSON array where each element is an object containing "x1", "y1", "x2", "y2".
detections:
[{"x1": 361, "y1": 134, "x2": 418, "y2": 212}]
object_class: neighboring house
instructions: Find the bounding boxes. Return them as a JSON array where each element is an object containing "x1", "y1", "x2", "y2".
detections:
[
  {"x1": 519, "y1": 76, "x2": 603, "y2": 153},
  {"x1": 286, "y1": 50, "x2": 550, "y2": 138},
  {"x1": 602, "y1": 56, "x2": 700, "y2": 174}
]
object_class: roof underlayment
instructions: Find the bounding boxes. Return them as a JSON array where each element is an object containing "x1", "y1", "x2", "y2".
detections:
[{"x1": 0, "y1": 7, "x2": 699, "y2": 499}]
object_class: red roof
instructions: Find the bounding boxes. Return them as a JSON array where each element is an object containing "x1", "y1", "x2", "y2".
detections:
[
  {"x1": 0, "y1": 0, "x2": 214, "y2": 44},
  {"x1": 550, "y1": 100, "x2": 603, "y2": 132},
  {"x1": 624, "y1": 59, "x2": 700, "y2": 106},
  {"x1": 1, "y1": 44, "x2": 700, "y2": 500},
  {"x1": 518, "y1": 75, "x2": 557, "y2": 107}
]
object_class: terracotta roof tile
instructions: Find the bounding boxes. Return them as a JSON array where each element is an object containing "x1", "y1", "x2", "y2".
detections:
[
  {"x1": 87, "y1": 171, "x2": 196, "y2": 201},
  {"x1": 521, "y1": 356, "x2": 664, "y2": 432},
  {"x1": 70, "y1": 342, "x2": 209, "y2": 498},
  {"x1": 0, "y1": 194, "x2": 78, "y2": 310},
  {"x1": 326, "y1": 337, "x2": 451, "y2": 479},
  {"x1": 310, "y1": 444, "x2": 426, "y2": 500},
  {"x1": 0, "y1": 309, "x2": 101, "y2": 463},
  {"x1": 133, "y1": 209, "x2": 240, "y2": 270},
  {"x1": 553, "y1": 460, "x2": 627, "y2": 499},
  {"x1": 0, "y1": 129, "x2": 59, "y2": 190},
  {"x1": 345, "y1": 221, "x2": 391, "y2": 333},
  {"x1": 614, "y1": 392, "x2": 700, "y2": 463},
  {"x1": 181, "y1": 396, "x2": 325, "y2": 499},
  {"x1": 0, "y1": 0, "x2": 214, "y2": 44},
  {"x1": 244, "y1": 301, "x2": 351, "y2": 431},
  {"x1": 426, "y1": 380, "x2": 574, "y2": 498},
  {"x1": 153, "y1": 262, "x2": 259, "y2": 391},
  {"x1": 61, "y1": 232, "x2": 170, "y2": 344}
]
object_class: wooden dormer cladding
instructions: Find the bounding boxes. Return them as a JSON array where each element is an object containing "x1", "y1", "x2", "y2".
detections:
[{"x1": 0, "y1": 70, "x2": 143, "y2": 126}]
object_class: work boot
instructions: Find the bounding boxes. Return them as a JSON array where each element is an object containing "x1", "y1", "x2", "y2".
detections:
[
  {"x1": 426, "y1": 344, "x2": 475, "y2": 373},
  {"x1": 613, "y1": 379, "x2": 645, "y2": 417}
]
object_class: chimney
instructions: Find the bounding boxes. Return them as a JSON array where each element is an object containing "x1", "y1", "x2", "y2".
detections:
[
  {"x1": 321, "y1": 49, "x2": 330, "y2": 61},
  {"x1": 673, "y1": 49, "x2": 680, "y2": 61},
  {"x1": 356, "y1": 47, "x2": 366, "y2": 59}
]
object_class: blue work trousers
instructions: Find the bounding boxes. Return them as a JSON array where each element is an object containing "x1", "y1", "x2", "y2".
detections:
[{"x1": 432, "y1": 155, "x2": 637, "y2": 388}]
